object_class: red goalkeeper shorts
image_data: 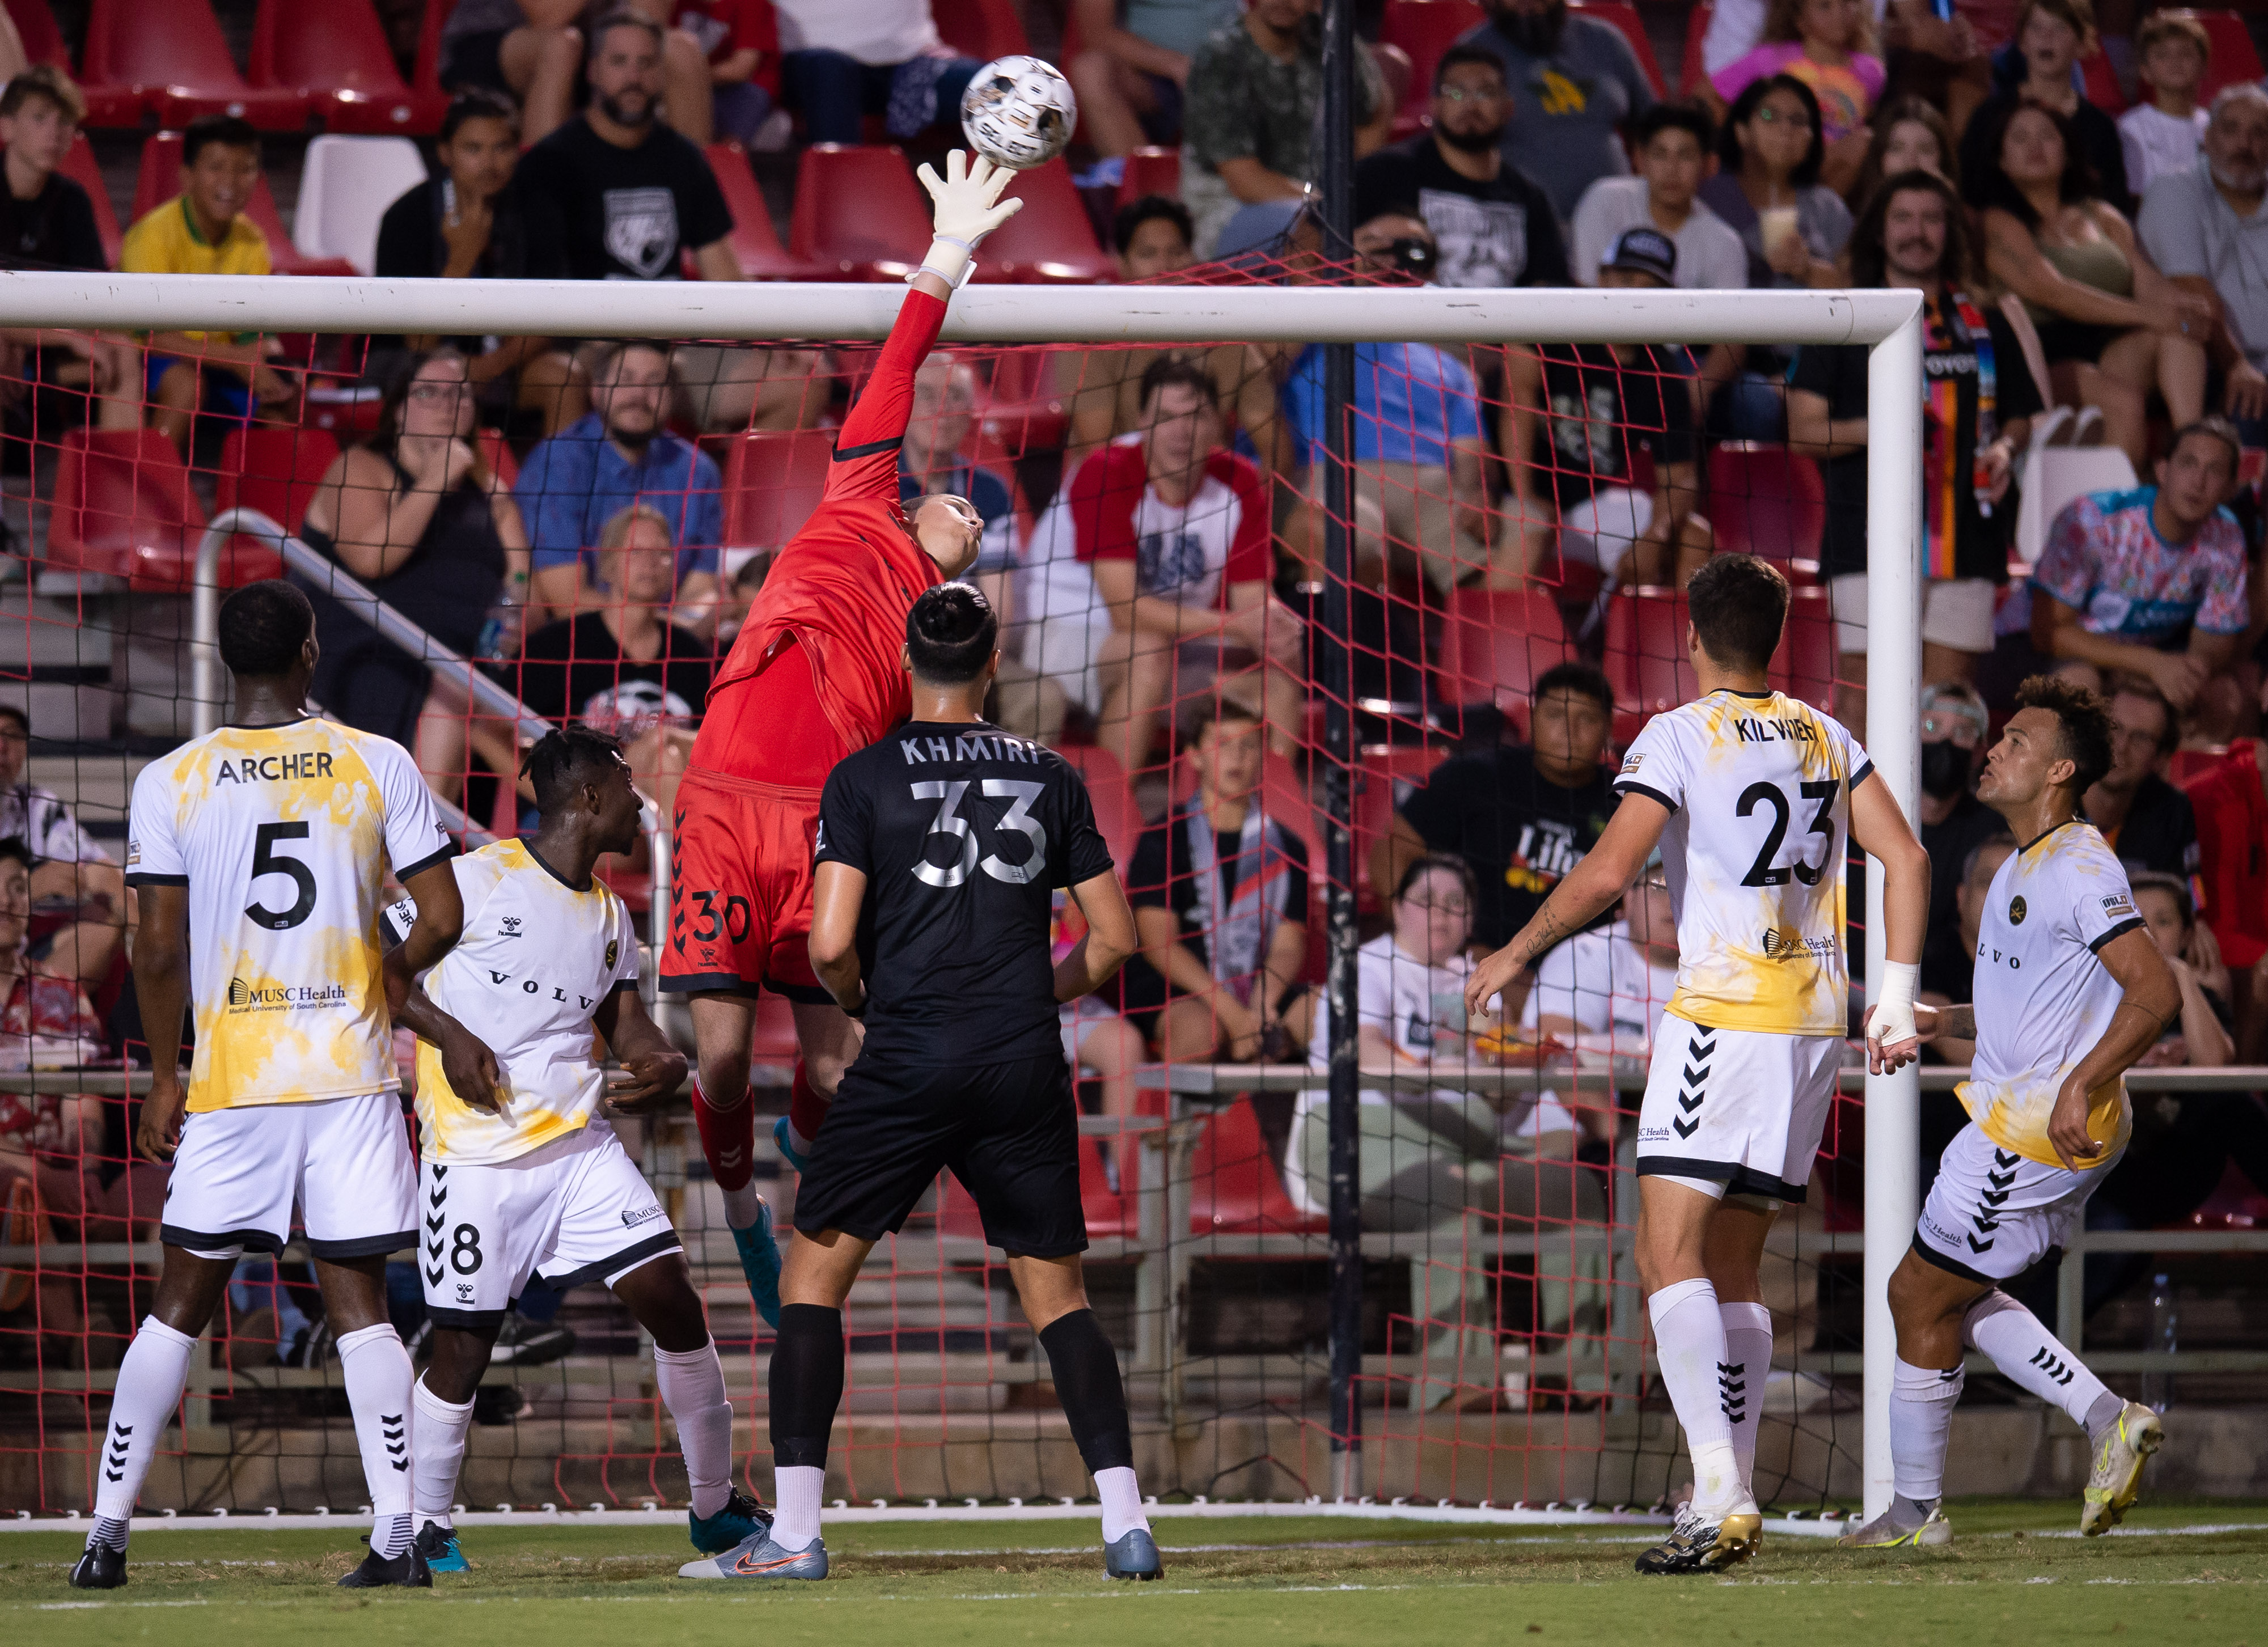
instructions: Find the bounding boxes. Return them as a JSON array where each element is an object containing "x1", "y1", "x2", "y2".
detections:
[{"x1": 659, "y1": 767, "x2": 832, "y2": 1004}]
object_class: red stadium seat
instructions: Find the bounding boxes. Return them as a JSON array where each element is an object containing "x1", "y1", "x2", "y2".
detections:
[
  {"x1": 1679, "y1": 2, "x2": 1712, "y2": 95},
  {"x1": 1774, "y1": 586, "x2": 1835, "y2": 712},
  {"x1": 2079, "y1": 44, "x2": 2127, "y2": 115},
  {"x1": 1706, "y1": 442, "x2": 1826, "y2": 570},
  {"x1": 721, "y1": 429, "x2": 834, "y2": 551},
  {"x1": 4, "y1": 0, "x2": 67, "y2": 70},
  {"x1": 1187, "y1": 1098, "x2": 1326, "y2": 1234},
  {"x1": 1432, "y1": 587, "x2": 1574, "y2": 714},
  {"x1": 476, "y1": 427, "x2": 519, "y2": 490},
  {"x1": 213, "y1": 424, "x2": 337, "y2": 539},
  {"x1": 1056, "y1": 745, "x2": 1137, "y2": 870},
  {"x1": 412, "y1": 0, "x2": 448, "y2": 99},
  {"x1": 133, "y1": 132, "x2": 358, "y2": 276},
  {"x1": 2157, "y1": 12, "x2": 2264, "y2": 106},
  {"x1": 1568, "y1": 1, "x2": 1668, "y2": 99},
  {"x1": 748, "y1": 989, "x2": 799, "y2": 1069},
  {"x1": 1380, "y1": 0, "x2": 1483, "y2": 138},
  {"x1": 1119, "y1": 145, "x2": 1180, "y2": 207},
  {"x1": 247, "y1": 0, "x2": 449, "y2": 136},
  {"x1": 57, "y1": 136, "x2": 123, "y2": 269},
  {"x1": 82, "y1": 0, "x2": 310, "y2": 132},
  {"x1": 1352, "y1": 743, "x2": 1449, "y2": 909},
  {"x1": 789, "y1": 145, "x2": 930, "y2": 280},
  {"x1": 701, "y1": 142, "x2": 830, "y2": 280},
  {"x1": 1602, "y1": 585, "x2": 1695, "y2": 743},
  {"x1": 975, "y1": 345, "x2": 1068, "y2": 456},
  {"x1": 43, "y1": 429, "x2": 255, "y2": 592},
  {"x1": 974, "y1": 159, "x2": 1114, "y2": 284},
  {"x1": 932, "y1": 0, "x2": 1033, "y2": 63}
]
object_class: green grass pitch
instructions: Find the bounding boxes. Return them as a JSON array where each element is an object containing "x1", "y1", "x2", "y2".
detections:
[{"x1": 4, "y1": 1501, "x2": 2263, "y2": 1646}]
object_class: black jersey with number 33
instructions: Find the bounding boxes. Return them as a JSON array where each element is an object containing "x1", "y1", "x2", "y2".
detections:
[{"x1": 815, "y1": 719, "x2": 1115, "y2": 1066}]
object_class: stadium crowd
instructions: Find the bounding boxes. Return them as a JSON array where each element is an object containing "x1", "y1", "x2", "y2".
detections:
[{"x1": 6, "y1": 0, "x2": 2268, "y2": 1382}]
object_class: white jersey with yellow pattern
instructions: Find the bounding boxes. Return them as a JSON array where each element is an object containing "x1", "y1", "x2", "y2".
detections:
[
  {"x1": 1960, "y1": 818, "x2": 2141, "y2": 1170},
  {"x1": 383, "y1": 839, "x2": 643, "y2": 1167},
  {"x1": 1613, "y1": 689, "x2": 1869, "y2": 1037},
  {"x1": 124, "y1": 715, "x2": 454, "y2": 1112}
]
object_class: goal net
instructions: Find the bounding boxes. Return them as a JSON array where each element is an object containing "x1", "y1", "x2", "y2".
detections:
[{"x1": 0, "y1": 241, "x2": 1923, "y2": 1522}]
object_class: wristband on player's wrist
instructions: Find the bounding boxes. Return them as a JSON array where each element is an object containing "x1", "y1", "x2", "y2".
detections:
[{"x1": 908, "y1": 234, "x2": 979, "y2": 289}]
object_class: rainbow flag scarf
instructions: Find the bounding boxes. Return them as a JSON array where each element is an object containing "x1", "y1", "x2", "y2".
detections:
[{"x1": 1921, "y1": 291, "x2": 1998, "y2": 579}]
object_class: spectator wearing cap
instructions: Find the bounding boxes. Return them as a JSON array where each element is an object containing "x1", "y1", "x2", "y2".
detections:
[
  {"x1": 1912, "y1": 681, "x2": 2005, "y2": 1001},
  {"x1": 1790, "y1": 169, "x2": 2039, "y2": 730},
  {"x1": 2029, "y1": 419, "x2": 2247, "y2": 714},
  {"x1": 2084, "y1": 678, "x2": 2203, "y2": 888},
  {"x1": 1179, "y1": 0, "x2": 1390, "y2": 257},
  {"x1": 1508, "y1": 227, "x2": 1712, "y2": 596},
  {"x1": 1351, "y1": 44, "x2": 1569, "y2": 291},
  {"x1": 2137, "y1": 84, "x2": 2268, "y2": 434},
  {"x1": 1454, "y1": 0, "x2": 1657, "y2": 222}
]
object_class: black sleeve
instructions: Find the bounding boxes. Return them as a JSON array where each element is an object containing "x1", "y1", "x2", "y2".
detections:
[
  {"x1": 1280, "y1": 828, "x2": 1310, "y2": 919},
  {"x1": 373, "y1": 185, "x2": 430, "y2": 280},
  {"x1": 1955, "y1": 98, "x2": 1999, "y2": 211},
  {"x1": 2087, "y1": 105, "x2": 2133, "y2": 213},
  {"x1": 1988, "y1": 309, "x2": 2045, "y2": 421},
  {"x1": 515, "y1": 144, "x2": 570, "y2": 279},
  {"x1": 1788, "y1": 338, "x2": 1855, "y2": 402},
  {"x1": 1056, "y1": 768, "x2": 1116, "y2": 888},
  {"x1": 1397, "y1": 757, "x2": 1475, "y2": 850},
  {"x1": 1127, "y1": 819, "x2": 1173, "y2": 908},
  {"x1": 502, "y1": 620, "x2": 572, "y2": 723},
  {"x1": 813, "y1": 762, "x2": 873, "y2": 874},
  {"x1": 1647, "y1": 353, "x2": 1700, "y2": 469},
  {"x1": 56, "y1": 182, "x2": 105, "y2": 272},
  {"x1": 665, "y1": 625, "x2": 713, "y2": 717},
  {"x1": 678, "y1": 139, "x2": 735, "y2": 252},
  {"x1": 1353, "y1": 150, "x2": 1416, "y2": 227},
  {"x1": 1521, "y1": 183, "x2": 1572, "y2": 287}
]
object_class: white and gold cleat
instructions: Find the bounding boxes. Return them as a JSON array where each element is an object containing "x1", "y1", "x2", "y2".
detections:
[{"x1": 2080, "y1": 1401, "x2": 2163, "y2": 1536}]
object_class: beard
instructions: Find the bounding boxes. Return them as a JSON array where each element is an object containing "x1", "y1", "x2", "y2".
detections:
[
  {"x1": 596, "y1": 88, "x2": 655, "y2": 129},
  {"x1": 2211, "y1": 158, "x2": 2268, "y2": 194},
  {"x1": 1436, "y1": 121, "x2": 1507, "y2": 154},
  {"x1": 1499, "y1": 1, "x2": 1565, "y2": 55}
]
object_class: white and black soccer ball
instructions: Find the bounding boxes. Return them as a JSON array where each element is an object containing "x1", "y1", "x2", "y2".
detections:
[{"x1": 960, "y1": 54, "x2": 1077, "y2": 171}]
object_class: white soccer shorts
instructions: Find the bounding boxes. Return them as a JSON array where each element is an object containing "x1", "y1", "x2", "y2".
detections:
[
  {"x1": 160, "y1": 1090, "x2": 417, "y2": 1260},
  {"x1": 1634, "y1": 1018, "x2": 1843, "y2": 1203},
  {"x1": 418, "y1": 1123, "x2": 681, "y2": 1329},
  {"x1": 1912, "y1": 1120, "x2": 2119, "y2": 1284}
]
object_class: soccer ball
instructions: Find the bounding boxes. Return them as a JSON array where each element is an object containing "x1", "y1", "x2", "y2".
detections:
[{"x1": 960, "y1": 55, "x2": 1077, "y2": 171}]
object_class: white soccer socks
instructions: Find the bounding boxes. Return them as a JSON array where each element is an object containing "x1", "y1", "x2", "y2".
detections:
[
  {"x1": 1890, "y1": 1356, "x2": 1965, "y2": 1519},
  {"x1": 337, "y1": 1323, "x2": 416, "y2": 1559},
  {"x1": 1963, "y1": 1290, "x2": 2123, "y2": 1439},
  {"x1": 653, "y1": 1339, "x2": 735, "y2": 1521},
  {"x1": 412, "y1": 1375, "x2": 475, "y2": 1532},
  {"x1": 1717, "y1": 1301, "x2": 1773, "y2": 1484},
  {"x1": 1647, "y1": 1278, "x2": 1750, "y2": 1519},
  {"x1": 1095, "y1": 1466, "x2": 1147, "y2": 1545},
  {"x1": 87, "y1": 1316, "x2": 198, "y2": 1546},
  {"x1": 770, "y1": 1467, "x2": 826, "y2": 1551}
]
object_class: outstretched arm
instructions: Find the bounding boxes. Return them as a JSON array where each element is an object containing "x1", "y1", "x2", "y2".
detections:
[
  {"x1": 1464, "y1": 793, "x2": 1672, "y2": 1021},
  {"x1": 825, "y1": 152, "x2": 1023, "y2": 503}
]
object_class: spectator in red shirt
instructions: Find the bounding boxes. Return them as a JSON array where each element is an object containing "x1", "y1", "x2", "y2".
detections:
[
  {"x1": 1021, "y1": 356, "x2": 1305, "y2": 773},
  {"x1": 673, "y1": 0, "x2": 780, "y2": 146}
]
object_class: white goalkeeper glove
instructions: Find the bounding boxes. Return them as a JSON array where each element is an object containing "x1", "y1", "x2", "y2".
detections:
[
  {"x1": 911, "y1": 150, "x2": 1024, "y2": 288},
  {"x1": 1868, "y1": 960, "x2": 1921, "y2": 1065}
]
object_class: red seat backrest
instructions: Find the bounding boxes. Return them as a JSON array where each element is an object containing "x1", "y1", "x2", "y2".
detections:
[
  {"x1": 214, "y1": 425, "x2": 339, "y2": 536},
  {"x1": 721, "y1": 429, "x2": 836, "y2": 550},
  {"x1": 1603, "y1": 586, "x2": 1697, "y2": 736},
  {"x1": 1352, "y1": 744, "x2": 1449, "y2": 907},
  {"x1": 1120, "y1": 146, "x2": 1180, "y2": 205},
  {"x1": 1679, "y1": 1, "x2": 1713, "y2": 96},
  {"x1": 932, "y1": 0, "x2": 1032, "y2": 63},
  {"x1": 1706, "y1": 442, "x2": 1826, "y2": 565},
  {"x1": 1380, "y1": 0, "x2": 1485, "y2": 132},
  {"x1": 701, "y1": 141, "x2": 823, "y2": 280},
  {"x1": 57, "y1": 136, "x2": 123, "y2": 269},
  {"x1": 2079, "y1": 43, "x2": 2127, "y2": 113},
  {"x1": 249, "y1": 0, "x2": 409, "y2": 96},
  {"x1": 4, "y1": 0, "x2": 67, "y2": 69},
  {"x1": 789, "y1": 144, "x2": 930, "y2": 278},
  {"x1": 86, "y1": 0, "x2": 244, "y2": 93},
  {"x1": 1056, "y1": 744, "x2": 1137, "y2": 870},
  {"x1": 972, "y1": 158, "x2": 1112, "y2": 283},
  {"x1": 748, "y1": 989, "x2": 799, "y2": 1065},
  {"x1": 2174, "y1": 12, "x2": 2264, "y2": 104},
  {"x1": 1568, "y1": 1, "x2": 1668, "y2": 99},
  {"x1": 1774, "y1": 586, "x2": 1836, "y2": 712},
  {"x1": 46, "y1": 428, "x2": 222, "y2": 591},
  {"x1": 413, "y1": 0, "x2": 447, "y2": 94},
  {"x1": 1187, "y1": 1097, "x2": 1326, "y2": 1234},
  {"x1": 1432, "y1": 587, "x2": 1574, "y2": 710}
]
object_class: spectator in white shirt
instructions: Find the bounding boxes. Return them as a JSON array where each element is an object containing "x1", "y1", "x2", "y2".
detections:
[
  {"x1": 2118, "y1": 11, "x2": 2211, "y2": 200},
  {"x1": 2136, "y1": 84, "x2": 2268, "y2": 428},
  {"x1": 0, "y1": 706, "x2": 122, "y2": 985},
  {"x1": 1521, "y1": 871, "x2": 1679, "y2": 1146},
  {"x1": 772, "y1": 0, "x2": 978, "y2": 147}
]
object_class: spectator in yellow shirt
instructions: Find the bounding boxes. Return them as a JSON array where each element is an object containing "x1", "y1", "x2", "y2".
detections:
[{"x1": 119, "y1": 115, "x2": 295, "y2": 451}]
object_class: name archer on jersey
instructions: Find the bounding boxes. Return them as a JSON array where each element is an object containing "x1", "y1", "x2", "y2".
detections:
[
  {"x1": 210, "y1": 751, "x2": 337, "y2": 785},
  {"x1": 898, "y1": 730, "x2": 1049, "y2": 765}
]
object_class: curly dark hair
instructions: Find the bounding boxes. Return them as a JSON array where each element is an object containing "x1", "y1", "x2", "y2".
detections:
[
  {"x1": 1965, "y1": 100, "x2": 2098, "y2": 223},
  {"x1": 1850, "y1": 168, "x2": 1972, "y2": 290},
  {"x1": 2014, "y1": 674, "x2": 2115, "y2": 796},
  {"x1": 1717, "y1": 73, "x2": 1825, "y2": 189}
]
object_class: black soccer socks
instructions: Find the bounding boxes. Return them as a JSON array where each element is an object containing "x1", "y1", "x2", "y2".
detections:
[
  {"x1": 1039, "y1": 1307, "x2": 1135, "y2": 1475},
  {"x1": 769, "y1": 1303, "x2": 845, "y2": 1470}
]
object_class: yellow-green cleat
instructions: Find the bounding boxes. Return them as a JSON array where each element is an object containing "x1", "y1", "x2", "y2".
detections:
[{"x1": 2081, "y1": 1400, "x2": 2163, "y2": 1535}]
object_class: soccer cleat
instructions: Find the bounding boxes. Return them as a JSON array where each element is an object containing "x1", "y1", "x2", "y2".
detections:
[
  {"x1": 678, "y1": 1530, "x2": 828, "y2": 1581},
  {"x1": 1837, "y1": 1506, "x2": 1952, "y2": 1549},
  {"x1": 1103, "y1": 1527, "x2": 1163, "y2": 1580},
  {"x1": 415, "y1": 1520, "x2": 468, "y2": 1573},
  {"x1": 733, "y1": 1201, "x2": 783, "y2": 1330},
  {"x1": 67, "y1": 1542, "x2": 126, "y2": 1589},
  {"x1": 772, "y1": 1116, "x2": 810, "y2": 1175},
  {"x1": 2081, "y1": 1400, "x2": 2164, "y2": 1536},
  {"x1": 488, "y1": 1314, "x2": 575, "y2": 1367},
  {"x1": 337, "y1": 1542, "x2": 433, "y2": 1589},
  {"x1": 689, "y1": 1487, "x2": 773, "y2": 1555},
  {"x1": 1633, "y1": 1505, "x2": 1763, "y2": 1574}
]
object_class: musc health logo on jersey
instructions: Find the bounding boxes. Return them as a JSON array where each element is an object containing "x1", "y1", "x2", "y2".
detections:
[{"x1": 227, "y1": 977, "x2": 349, "y2": 1009}]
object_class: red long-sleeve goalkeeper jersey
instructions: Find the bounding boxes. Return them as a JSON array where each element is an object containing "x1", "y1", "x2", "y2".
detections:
[{"x1": 691, "y1": 288, "x2": 949, "y2": 781}]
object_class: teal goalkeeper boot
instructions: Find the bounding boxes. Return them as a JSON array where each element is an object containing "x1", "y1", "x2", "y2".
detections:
[
  {"x1": 414, "y1": 1521, "x2": 468, "y2": 1573},
  {"x1": 689, "y1": 1488, "x2": 773, "y2": 1555},
  {"x1": 733, "y1": 1199, "x2": 782, "y2": 1329}
]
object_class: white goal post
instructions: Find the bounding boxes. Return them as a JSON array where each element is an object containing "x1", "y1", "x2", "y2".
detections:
[{"x1": 0, "y1": 272, "x2": 1924, "y2": 1518}]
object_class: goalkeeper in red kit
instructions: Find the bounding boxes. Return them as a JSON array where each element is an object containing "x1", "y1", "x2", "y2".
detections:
[{"x1": 661, "y1": 151, "x2": 1023, "y2": 1305}]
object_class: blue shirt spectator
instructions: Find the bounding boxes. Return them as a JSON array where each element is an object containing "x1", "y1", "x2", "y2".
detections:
[
  {"x1": 515, "y1": 341, "x2": 721, "y2": 628},
  {"x1": 1281, "y1": 341, "x2": 1482, "y2": 468}
]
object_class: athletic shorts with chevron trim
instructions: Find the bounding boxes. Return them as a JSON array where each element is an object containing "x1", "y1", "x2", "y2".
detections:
[
  {"x1": 1913, "y1": 1120, "x2": 2118, "y2": 1284},
  {"x1": 1634, "y1": 1018, "x2": 1842, "y2": 1203}
]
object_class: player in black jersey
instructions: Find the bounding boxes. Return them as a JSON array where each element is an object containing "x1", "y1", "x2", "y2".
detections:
[{"x1": 679, "y1": 583, "x2": 1162, "y2": 1585}]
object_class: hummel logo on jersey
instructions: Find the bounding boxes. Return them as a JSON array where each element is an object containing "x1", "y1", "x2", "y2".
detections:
[
  {"x1": 457, "y1": 1282, "x2": 474, "y2": 1301},
  {"x1": 1674, "y1": 1028, "x2": 1715, "y2": 1138},
  {"x1": 1717, "y1": 1359, "x2": 1747, "y2": 1425},
  {"x1": 103, "y1": 1422, "x2": 131, "y2": 1483},
  {"x1": 500, "y1": 916, "x2": 523, "y2": 937},
  {"x1": 383, "y1": 1413, "x2": 408, "y2": 1471}
]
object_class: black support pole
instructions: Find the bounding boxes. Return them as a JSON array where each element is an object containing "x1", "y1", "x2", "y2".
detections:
[{"x1": 1318, "y1": 0, "x2": 1362, "y2": 1501}]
